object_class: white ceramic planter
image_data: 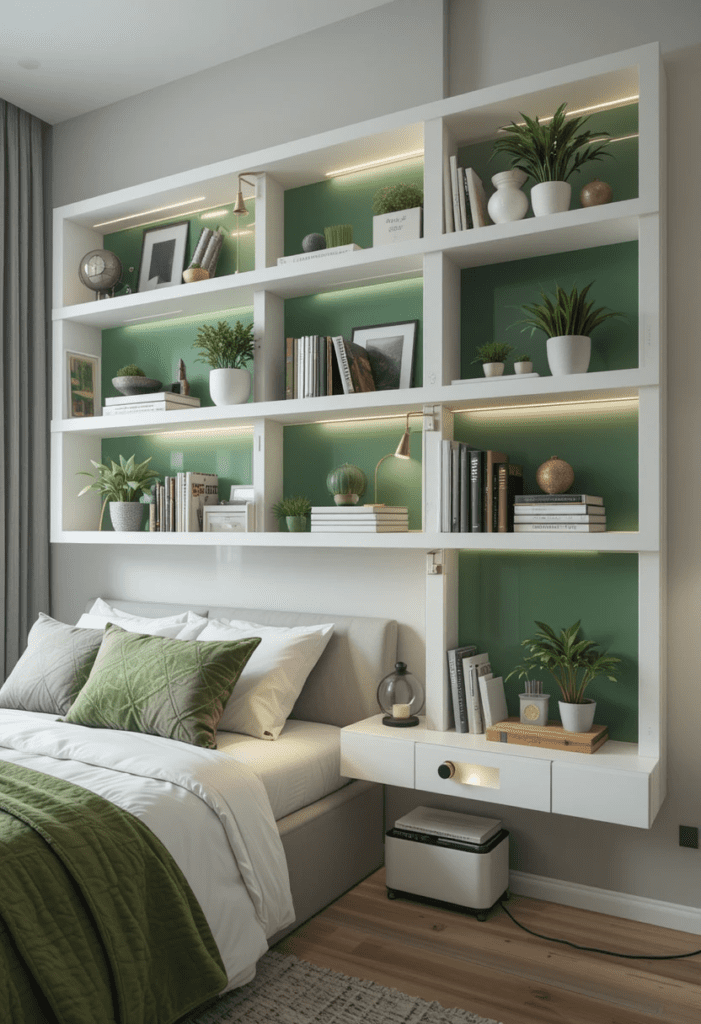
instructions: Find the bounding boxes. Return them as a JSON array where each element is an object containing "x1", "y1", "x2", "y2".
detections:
[
  {"x1": 488, "y1": 169, "x2": 529, "y2": 223},
  {"x1": 482, "y1": 362, "x2": 505, "y2": 377},
  {"x1": 559, "y1": 699, "x2": 596, "y2": 733},
  {"x1": 531, "y1": 180, "x2": 571, "y2": 216},
  {"x1": 546, "y1": 335, "x2": 591, "y2": 376},
  {"x1": 209, "y1": 367, "x2": 251, "y2": 406},
  {"x1": 109, "y1": 502, "x2": 145, "y2": 532},
  {"x1": 372, "y1": 207, "x2": 422, "y2": 246},
  {"x1": 514, "y1": 361, "x2": 533, "y2": 374}
]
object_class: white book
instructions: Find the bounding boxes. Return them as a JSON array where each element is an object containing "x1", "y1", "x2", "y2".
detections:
[
  {"x1": 277, "y1": 244, "x2": 361, "y2": 265},
  {"x1": 184, "y1": 472, "x2": 218, "y2": 532},
  {"x1": 312, "y1": 518, "x2": 409, "y2": 526},
  {"x1": 103, "y1": 402, "x2": 197, "y2": 415},
  {"x1": 514, "y1": 523, "x2": 607, "y2": 533},
  {"x1": 105, "y1": 392, "x2": 200, "y2": 406},
  {"x1": 310, "y1": 524, "x2": 409, "y2": 533},
  {"x1": 450, "y1": 373, "x2": 540, "y2": 384},
  {"x1": 457, "y1": 166, "x2": 468, "y2": 231},
  {"x1": 478, "y1": 675, "x2": 509, "y2": 729},
  {"x1": 514, "y1": 514, "x2": 607, "y2": 524},
  {"x1": 513, "y1": 504, "x2": 604, "y2": 515},
  {"x1": 311, "y1": 505, "x2": 407, "y2": 514},
  {"x1": 443, "y1": 154, "x2": 455, "y2": 233},
  {"x1": 449, "y1": 154, "x2": 463, "y2": 231},
  {"x1": 464, "y1": 167, "x2": 488, "y2": 227},
  {"x1": 461, "y1": 651, "x2": 491, "y2": 734}
]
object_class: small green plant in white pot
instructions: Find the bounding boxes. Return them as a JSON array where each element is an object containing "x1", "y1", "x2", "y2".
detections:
[
  {"x1": 513, "y1": 352, "x2": 533, "y2": 374},
  {"x1": 471, "y1": 341, "x2": 514, "y2": 377},
  {"x1": 78, "y1": 454, "x2": 160, "y2": 532},
  {"x1": 271, "y1": 495, "x2": 312, "y2": 532},
  {"x1": 194, "y1": 319, "x2": 255, "y2": 405},
  {"x1": 372, "y1": 182, "x2": 424, "y2": 246}
]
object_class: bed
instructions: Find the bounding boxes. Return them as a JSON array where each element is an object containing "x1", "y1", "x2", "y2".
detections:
[{"x1": 0, "y1": 597, "x2": 395, "y2": 1022}]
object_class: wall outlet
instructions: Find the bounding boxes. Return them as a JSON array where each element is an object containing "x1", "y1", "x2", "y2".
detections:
[{"x1": 679, "y1": 825, "x2": 698, "y2": 849}]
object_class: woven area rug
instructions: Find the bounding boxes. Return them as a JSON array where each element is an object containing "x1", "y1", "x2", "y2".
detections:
[{"x1": 183, "y1": 950, "x2": 501, "y2": 1024}]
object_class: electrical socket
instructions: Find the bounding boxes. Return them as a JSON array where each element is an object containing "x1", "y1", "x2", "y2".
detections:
[{"x1": 679, "y1": 825, "x2": 698, "y2": 849}]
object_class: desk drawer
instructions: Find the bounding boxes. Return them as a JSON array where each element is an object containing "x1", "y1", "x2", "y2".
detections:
[
  {"x1": 341, "y1": 731, "x2": 414, "y2": 788},
  {"x1": 415, "y1": 743, "x2": 551, "y2": 811}
]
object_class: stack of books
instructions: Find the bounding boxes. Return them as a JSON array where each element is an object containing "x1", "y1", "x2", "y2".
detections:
[
  {"x1": 285, "y1": 335, "x2": 375, "y2": 399},
  {"x1": 149, "y1": 472, "x2": 218, "y2": 532},
  {"x1": 513, "y1": 494, "x2": 606, "y2": 533},
  {"x1": 447, "y1": 645, "x2": 507, "y2": 734},
  {"x1": 104, "y1": 392, "x2": 200, "y2": 416},
  {"x1": 310, "y1": 505, "x2": 408, "y2": 533},
  {"x1": 442, "y1": 441, "x2": 523, "y2": 533},
  {"x1": 444, "y1": 159, "x2": 488, "y2": 232}
]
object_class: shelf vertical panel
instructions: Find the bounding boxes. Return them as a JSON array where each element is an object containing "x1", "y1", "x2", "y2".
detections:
[
  {"x1": 53, "y1": 431, "x2": 102, "y2": 536},
  {"x1": 638, "y1": 215, "x2": 663, "y2": 375},
  {"x1": 636, "y1": 43, "x2": 662, "y2": 213},
  {"x1": 423, "y1": 250, "x2": 460, "y2": 387},
  {"x1": 422, "y1": 117, "x2": 444, "y2": 239},
  {"x1": 256, "y1": 173, "x2": 284, "y2": 270},
  {"x1": 253, "y1": 290, "x2": 284, "y2": 403},
  {"x1": 253, "y1": 418, "x2": 283, "y2": 533},
  {"x1": 638, "y1": 554, "x2": 665, "y2": 811},
  {"x1": 425, "y1": 547, "x2": 458, "y2": 732},
  {"x1": 423, "y1": 404, "x2": 453, "y2": 535},
  {"x1": 55, "y1": 215, "x2": 102, "y2": 308}
]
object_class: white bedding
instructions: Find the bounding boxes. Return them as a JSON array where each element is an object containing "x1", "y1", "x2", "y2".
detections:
[
  {"x1": 0, "y1": 709, "x2": 295, "y2": 992},
  {"x1": 217, "y1": 719, "x2": 348, "y2": 821}
]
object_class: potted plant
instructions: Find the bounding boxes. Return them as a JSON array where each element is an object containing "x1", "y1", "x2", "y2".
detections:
[
  {"x1": 513, "y1": 352, "x2": 533, "y2": 374},
  {"x1": 471, "y1": 341, "x2": 514, "y2": 377},
  {"x1": 78, "y1": 454, "x2": 160, "y2": 532},
  {"x1": 183, "y1": 261, "x2": 209, "y2": 284},
  {"x1": 271, "y1": 495, "x2": 312, "y2": 532},
  {"x1": 514, "y1": 281, "x2": 623, "y2": 376},
  {"x1": 193, "y1": 319, "x2": 255, "y2": 405},
  {"x1": 372, "y1": 182, "x2": 424, "y2": 246},
  {"x1": 491, "y1": 102, "x2": 613, "y2": 216},
  {"x1": 326, "y1": 463, "x2": 367, "y2": 505},
  {"x1": 506, "y1": 619, "x2": 621, "y2": 733},
  {"x1": 112, "y1": 363, "x2": 162, "y2": 396}
]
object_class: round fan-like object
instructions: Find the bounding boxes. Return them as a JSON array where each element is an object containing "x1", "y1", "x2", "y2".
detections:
[{"x1": 79, "y1": 249, "x2": 122, "y2": 299}]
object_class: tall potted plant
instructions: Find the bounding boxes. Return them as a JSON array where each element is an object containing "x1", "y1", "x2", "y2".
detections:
[
  {"x1": 193, "y1": 319, "x2": 255, "y2": 405},
  {"x1": 506, "y1": 619, "x2": 621, "y2": 732},
  {"x1": 491, "y1": 102, "x2": 612, "y2": 216},
  {"x1": 78, "y1": 454, "x2": 160, "y2": 532}
]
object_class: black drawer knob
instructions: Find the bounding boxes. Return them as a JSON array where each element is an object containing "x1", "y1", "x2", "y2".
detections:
[{"x1": 437, "y1": 761, "x2": 456, "y2": 779}]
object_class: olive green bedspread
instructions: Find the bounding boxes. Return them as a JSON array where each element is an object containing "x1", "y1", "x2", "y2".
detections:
[{"x1": 0, "y1": 760, "x2": 227, "y2": 1024}]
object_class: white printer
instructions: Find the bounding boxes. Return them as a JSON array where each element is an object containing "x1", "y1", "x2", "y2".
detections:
[{"x1": 385, "y1": 806, "x2": 509, "y2": 918}]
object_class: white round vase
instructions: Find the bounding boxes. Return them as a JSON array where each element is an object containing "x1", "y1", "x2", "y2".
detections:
[
  {"x1": 209, "y1": 368, "x2": 251, "y2": 406},
  {"x1": 546, "y1": 335, "x2": 591, "y2": 376},
  {"x1": 531, "y1": 180, "x2": 572, "y2": 216},
  {"x1": 482, "y1": 362, "x2": 505, "y2": 377},
  {"x1": 488, "y1": 169, "x2": 529, "y2": 223},
  {"x1": 559, "y1": 699, "x2": 596, "y2": 733}
]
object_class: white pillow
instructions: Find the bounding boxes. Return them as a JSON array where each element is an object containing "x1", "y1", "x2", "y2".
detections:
[
  {"x1": 77, "y1": 601, "x2": 209, "y2": 640},
  {"x1": 195, "y1": 617, "x2": 334, "y2": 739}
]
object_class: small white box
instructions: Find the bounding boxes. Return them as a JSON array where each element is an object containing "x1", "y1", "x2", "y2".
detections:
[
  {"x1": 203, "y1": 503, "x2": 255, "y2": 533},
  {"x1": 372, "y1": 206, "x2": 422, "y2": 246}
]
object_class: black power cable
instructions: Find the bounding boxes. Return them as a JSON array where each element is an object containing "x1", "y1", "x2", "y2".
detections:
[{"x1": 498, "y1": 899, "x2": 701, "y2": 960}]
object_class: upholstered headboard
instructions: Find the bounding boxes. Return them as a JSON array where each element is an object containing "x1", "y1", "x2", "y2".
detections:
[{"x1": 87, "y1": 599, "x2": 397, "y2": 728}]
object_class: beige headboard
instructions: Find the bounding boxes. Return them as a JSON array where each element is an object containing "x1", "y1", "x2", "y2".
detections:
[{"x1": 88, "y1": 599, "x2": 397, "y2": 728}]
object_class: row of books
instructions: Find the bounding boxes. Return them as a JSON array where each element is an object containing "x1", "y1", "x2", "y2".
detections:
[
  {"x1": 441, "y1": 441, "x2": 523, "y2": 533},
  {"x1": 284, "y1": 335, "x2": 375, "y2": 399},
  {"x1": 149, "y1": 472, "x2": 218, "y2": 532},
  {"x1": 513, "y1": 493, "x2": 607, "y2": 533},
  {"x1": 447, "y1": 645, "x2": 508, "y2": 734},
  {"x1": 444, "y1": 159, "x2": 488, "y2": 233},
  {"x1": 310, "y1": 505, "x2": 408, "y2": 533},
  {"x1": 104, "y1": 392, "x2": 200, "y2": 416}
]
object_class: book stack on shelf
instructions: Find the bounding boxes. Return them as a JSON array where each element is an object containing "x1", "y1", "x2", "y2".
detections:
[
  {"x1": 444, "y1": 158, "x2": 488, "y2": 232},
  {"x1": 285, "y1": 335, "x2": 375, "y2": 399},
  {"x1": 150, "y1": 472, "x2": 218, "y2": 533},
  {"x1": 513, "y1": 494, "x2": 607, "y2": 533},
  {"x1": 310, "y1": 505, "x2": 408, "y2": 533},
  {"x1": 442, "y1": 441, "x2": 523, "y2": 532},
  {"x1": 104, "y1": 392, "x2": 201, "y2": 416},
  {"x1": 278, "y1": 243, "x2": 362, "y2": 266},
  {"x1": 447, "y1": 645, "x2": 508, "y2": 734}
]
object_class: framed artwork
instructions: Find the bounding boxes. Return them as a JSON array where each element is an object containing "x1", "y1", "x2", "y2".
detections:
[
  {"x1": 350, "y1": 320, "x2": 418, "y2": 390},
  {"x1": 66, "y1": 351, "x2": 100, "y2": 418},
  {"x1": 137, "y1": 220, "x2": 189, "y2": 291}
]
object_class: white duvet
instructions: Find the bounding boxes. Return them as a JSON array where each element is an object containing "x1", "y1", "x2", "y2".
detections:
[{"x1": 0, "y1": 709, "x2": 295, "y2": 992}]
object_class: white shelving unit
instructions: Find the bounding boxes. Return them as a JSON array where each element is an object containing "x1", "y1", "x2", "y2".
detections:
[{"x1": 51, "y1": 43, "x2": 666, "y2": 828}]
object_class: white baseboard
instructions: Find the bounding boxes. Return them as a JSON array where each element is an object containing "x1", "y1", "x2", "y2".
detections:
[{"x1": 510, "y1": 870, "x2": 701, "y2": 936}]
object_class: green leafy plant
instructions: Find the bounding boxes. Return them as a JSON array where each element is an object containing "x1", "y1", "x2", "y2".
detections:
[
  {"x1": 193, "y1": 320, "x2": 255, "y2": 370},
  {"x1": 324, "y1": 224, "x2": 353, "y2": 248},
  {"x1": 271, "y1": 495, "x2": 312, "y2": 520},
  {"x1": 491, "y1": 102, "x2": 613, "y2": 183},
  {"x1": 514, "y1": 282, "x2": 623, "y2": 339},
  {"x1": 471, "y1": 341, "x2": 514, "y2": 365},
  {"x1": 506, "y1": 620, "x2": 621, "y2": 704},
  {"x1": 78, "y1": 454, "x2": 160, "y2": 530},
  {"x1": 115, "y1": 364, "x2": 145, "y2": 377},
  {"x1": 514, "y1": 352, "x2": 531, "y2": 362},
  {"x1": 372, "y1": 182, "x2": 424, "y2": 215}
]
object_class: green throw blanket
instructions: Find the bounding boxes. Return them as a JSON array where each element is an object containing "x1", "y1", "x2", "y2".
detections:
[{"x1": 0, "y1": 760, "x2": 227, "y2": 1024}]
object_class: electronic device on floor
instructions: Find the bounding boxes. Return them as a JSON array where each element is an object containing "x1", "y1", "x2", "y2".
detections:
[{"x1": 385, "y1": 806, "x2": 509, "y2": 920}]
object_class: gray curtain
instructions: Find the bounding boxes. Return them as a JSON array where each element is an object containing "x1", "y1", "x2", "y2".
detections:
[{"x1": 0, "y1": 99, "x2": 50, "y2": 676}]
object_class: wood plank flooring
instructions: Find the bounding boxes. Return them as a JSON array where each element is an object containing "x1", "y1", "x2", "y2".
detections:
[{"x1": 274, "y1": 869, "x2": 701, "y2": 1024}]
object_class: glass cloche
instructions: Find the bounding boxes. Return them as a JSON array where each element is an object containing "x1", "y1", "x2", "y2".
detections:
[{"x1": 377, "y1": 661, "x2": 424, "y2": 727}]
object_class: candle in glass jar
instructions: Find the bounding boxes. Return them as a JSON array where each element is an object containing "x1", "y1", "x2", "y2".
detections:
[{"x1": 392, "y1": 703, "x2": 411, "y2": 719}]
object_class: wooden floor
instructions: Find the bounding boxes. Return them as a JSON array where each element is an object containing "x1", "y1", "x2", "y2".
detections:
[{"x1": 274, "y1": 868, "x2": 701, "y2": 1024}]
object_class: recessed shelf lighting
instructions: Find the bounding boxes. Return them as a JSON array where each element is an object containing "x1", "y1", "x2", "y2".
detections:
[
  {"x1": 505, "y1": 94, "x2": 640, "y2": 131},
  {"x1": 93, "y1": 198, "x2": 207, "y2": 229},
  {"x1": 326, "y1": 149, "x2": 423, "y2": 178},
  {"x1": 123, "y1": 310, "x2": 184, "y2": 323}
]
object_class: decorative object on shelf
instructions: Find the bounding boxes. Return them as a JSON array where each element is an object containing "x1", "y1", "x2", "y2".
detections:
[
  {"x1": 326, "y1": 463, "x2": 367, "y2": 506},
  {"x1": 174, "y1": 358, "x2": 190, "y2": 396},
  {"x1": 471, "y1": 341, "x2": 514, "y2": 377},
  {"x1": 78, "y1": 248, "x2": 123, "y2": 300},
  {"x1": 372, "y1": 182, "x2": 424, "y2": 246},
  {"x1": 350, "y1": 320, "x2": 418, "y2": 390},
  {"x1": 271, "y1": 495, "x2": 312, "y2": 532},
  {"x1": 486, "y1": 717, "x2": 608, "y2": 753},
  {"x1": 66, "y1": 350, "x2": 100, "y2": 418},
  {"x1": 514, "y1": 281, "x2": 623, "y2": 375},
  {"x1": 182, "y1": 263, "x2": 209, "y2": 284},
  {"x1": 491, "y1": 102, "x2": 613, "y2": 217},
  {"x1": 302, "y1": 233, "x2": 326, "y2": 252},
  {"x1": 324, "y1": 224, "x2": 353, "y2": 248},
  {"x1": 374, "y1": 411, "x2": 423, "y2": 504},
  {"x1": 506, "y1": 620, "x2": 621, "y2": 733},
  {"x1": 580, "y1": 178, "x2": 613, "y2": 207},
  {"x1": 137, "y1": 220, "x2": 189, "y2": 292},
  {"x1": 193, "y1": 319, "x2": 255, "y2": 406},
  {"x1": 112, "y1": 364, "x2": 163, "y2": 397},
  {"x1": 513, "y1": 353, "x2": 533, "y2": 374},
  {"x1": 487, "y1": 168, "x2": 529, "y2": 223},
  {"x1": 536, "y1": 455, "x2": 575, "y2": 494},
  {"x1": 77, "y1": 454, "x2": 160, "y2": 532},
  {"x1": 519, "y1": 680, "x2": 550, "y2": 726},
  {"x1": 203, "y1": 503, "x2": 255, "y2": 533},
  {"x1": 377, "y1": 661, "x2": 424, "y2": 727}
]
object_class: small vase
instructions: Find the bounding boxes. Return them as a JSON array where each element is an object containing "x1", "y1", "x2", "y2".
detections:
[
  {"x1": 482, "y1": 362, "x2": 505, "y2": 377},
  {"x1": 559, "y1": 699, "x2": 596, "y2": 733},
  {"x1": 285, "y1": 516, "x2": 307, "y2": 532},
  {"x1": 519, "y1": 693, "x2": 550, "y2": 726},
  {"x1": 182, "y1": 267, "x2": 210, "y2": 284},
  {"x1": 333, "y1": 493, "x2": 360, "y2": 505},
  {"x1": 531, "y1": 181, "x2": 571, "y2": 216},
  {"x1": 488, "y1": 169, "x2": 529, "y2": 224},
  {"x1": 546, "y1": 335, "x2": 591, "y2": 376},
  {"x1": 514, "y1": 361, "x2": 533, "y2": 375},
  {"x1": 209, "y1": 367, "x2": 251, "y2": 406},
  {"x1": 109, "y1": 502, "x2": 145, "y2": 532}
]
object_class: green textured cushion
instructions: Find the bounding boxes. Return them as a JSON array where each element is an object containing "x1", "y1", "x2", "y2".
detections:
[{"x1": 63, "y1": 623, "x2": 261, "y2": 748}]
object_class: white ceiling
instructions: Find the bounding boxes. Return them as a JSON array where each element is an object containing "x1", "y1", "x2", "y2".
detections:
[{"x1": 0, "y1": 0, "x2": 396, "y2": 125}]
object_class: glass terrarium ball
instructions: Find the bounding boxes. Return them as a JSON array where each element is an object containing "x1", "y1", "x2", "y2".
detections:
[
  {"x1": 377, "y1": 662, "x2": 425, "y2": 724},
  {"x1": 79, "y1": 249, "x2": 122, "y2": 293}
]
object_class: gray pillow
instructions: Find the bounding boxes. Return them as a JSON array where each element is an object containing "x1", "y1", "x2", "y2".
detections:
[{"x1": 0, "y1": 613, "x2": 104, "y2": 715}]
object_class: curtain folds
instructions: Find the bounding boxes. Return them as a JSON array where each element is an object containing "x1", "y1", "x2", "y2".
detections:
[{"x1": 1, "y1": 99, "x2": 50, "y2": 676}]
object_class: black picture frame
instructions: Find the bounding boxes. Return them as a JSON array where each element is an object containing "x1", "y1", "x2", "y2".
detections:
[
  {"x1": 350, "y1": 319, "x2": 418, "y2": 390},
  {"x1": 137, "y1": 220, "x2": 190, "y2": 292}
]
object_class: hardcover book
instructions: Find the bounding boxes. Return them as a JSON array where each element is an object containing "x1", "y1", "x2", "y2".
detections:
[
  {"x1": 332, "y1": 336, "x2": 377, "y2": 394},
  {"x1": 478, "y1": 674, "x2": 509, "y2": 729},
  {"x1": 184, "y1": 472, "x2": 219, "y2": 532},
  {"x1": 514, "y1": 522, "x2": 606, "y2": 532},
  {"x1": 461, "y1": 651, "x2": 491, "y2": 733},
  {"x1": 514, "y1": 494, "x2": 603, "y2": 505},
  {"x1": 277, "y1": 243, "x2": 362, "y2": 265},
  {"x1": 447, "y1": 644, "x2": 477, "y2": 732}
]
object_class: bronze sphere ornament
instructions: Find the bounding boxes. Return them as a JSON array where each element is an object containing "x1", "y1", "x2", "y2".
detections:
[
  {"x1": 580, "y1": 179, "x2": 613, "y2": 207},
  {"x1": 536, "y1": 456, "x2": 575, "y2": 494}
]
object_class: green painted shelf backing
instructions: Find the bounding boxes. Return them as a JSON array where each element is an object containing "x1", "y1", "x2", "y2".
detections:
[
  {"x1": 453, "y1": 402, "x2": 638, "y2": 531},
  {"x1": 457, "y1": 103, "x2": 639, "y2": 214},
  {"x1": 282, "y1": 417, "x2": 423, "y2": 531},
  {"x1": 460, "y1": 241, "x2": 638, "y2": 378},
  {"x1": 284, "y1": 278, "x2": 423, "y2": 389},
  {"x1": 284, "y1": 158, "x2": 424, "y2": 256},
  {"x1": 458, "y1": 551, "x2": 638, "y2": 742}
]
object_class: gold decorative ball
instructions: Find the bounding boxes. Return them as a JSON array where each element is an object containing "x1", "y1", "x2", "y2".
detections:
[
  {"x1": 580, "y1": 179, "x2": 613, "y2": 207},
  {"x1": 536, "y1": 456, "x2": 575, "y2": 494}
]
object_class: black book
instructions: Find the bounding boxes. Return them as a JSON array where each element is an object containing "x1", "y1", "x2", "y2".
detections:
[
  {"x1": 447, "y1": 644, "x2": 478, "y2": 732},
  {"x1": 514, "y1": 493, "x2": 603, "y2": 505}
]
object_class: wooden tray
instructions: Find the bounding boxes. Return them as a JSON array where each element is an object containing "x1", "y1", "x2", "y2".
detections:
[{"x1": 486, "y1": 717, "x2": 608, "y2": 754}]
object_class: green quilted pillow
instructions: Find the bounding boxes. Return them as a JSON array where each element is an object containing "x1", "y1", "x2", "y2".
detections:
[{"x1": 62, "y1": 623, "x2": 261, "y2": 749}]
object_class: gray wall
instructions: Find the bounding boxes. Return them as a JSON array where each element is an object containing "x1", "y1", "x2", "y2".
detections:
[{"x1": 51, "y1": 0, "x2": 701, "y2": 911}]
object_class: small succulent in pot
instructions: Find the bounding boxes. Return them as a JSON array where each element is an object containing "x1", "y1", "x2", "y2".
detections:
[
  {"x1": 326, "y1": 463, "x2": 367, "y2": 506},
  {"x1": 271, "y1": 495, "x2": 312, "y2": 532},
  {"x1": 115, "y1": 364, "x2": 145, "y2": 377},
  {"x1": 372, "y1": 182, "x2": 424, "y2": 215},
  {"x1": 112, "y1": 364, "x2": 162, "y2": 396},
  {"x1": 513, "y1": 352, "x2": 533, "y2": 374},
  {"x1": 471, "y1": 341, "x2": 514, "y2": 376}
]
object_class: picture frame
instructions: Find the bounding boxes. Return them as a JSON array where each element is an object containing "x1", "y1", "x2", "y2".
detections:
[
  {"x1": 137, "y1": 220, "x2": 189, "y2": 292},
  {"x1": 350, "y1": 320, "x2": 418, "y2": 390},
  {"x1": 66, "y1": 350, "x2": 100, "y2": 418}
]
